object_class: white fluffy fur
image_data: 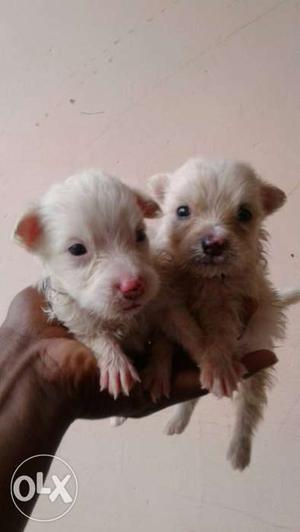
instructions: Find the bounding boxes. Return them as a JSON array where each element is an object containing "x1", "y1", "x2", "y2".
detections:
[
  {"x1": 148, "y1": 157, "x2": 299, "y2": 470},
  {"x1": 14, "y1": 162, "x2": 299, "y2": 470},
  {"x1": 14, "y1": 170, "x2": 160, "y2": 398}
]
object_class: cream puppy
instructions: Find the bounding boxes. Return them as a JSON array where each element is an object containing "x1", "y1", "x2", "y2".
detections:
[
  {"x1": 149, "y1": 158, "x2": 299, "y2": 469},
  {"x1": 14, "y1": 170, "x2": 160, "y2": 398}
]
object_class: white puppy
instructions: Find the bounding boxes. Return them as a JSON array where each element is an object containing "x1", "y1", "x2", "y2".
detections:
[
  {"x1": 14, "y1": 170, "x2": 160, "y2": 398},
  {"x1": 149, "y1": 158, "x2": 300, "y2": 469}
]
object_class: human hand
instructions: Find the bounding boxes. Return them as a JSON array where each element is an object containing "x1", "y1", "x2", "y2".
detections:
[
  {"x1": 0, "y1": 287, "x2": 278, "y2": 531},
  {"x1": 1, "y1": 287, "x2": 278, "y2": 423}
]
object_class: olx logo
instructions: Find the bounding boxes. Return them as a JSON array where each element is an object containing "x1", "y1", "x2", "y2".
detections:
[{"x1": 10, "y1": 454, "x2": 78, "y2": 522}]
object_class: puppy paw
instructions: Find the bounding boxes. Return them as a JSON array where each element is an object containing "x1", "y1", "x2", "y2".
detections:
[
  {"x1": 142, "y1": 360, "x2": 171, "y2": 402},
  {"x1": 164, "y1": 416, "x2": 189, "y2": 435},
  {"x1": 200, "y1": 358, "x2": 245, "y2": 398},
  {"x1": 98, "y1": 353, "x2": 140, "y2": 399},
  {"x1": 227, "y1": 438, "x2": 251, "y2": 470},
  {"x1": 110, "y1": 416, "x2": 127, "y2": 427}
]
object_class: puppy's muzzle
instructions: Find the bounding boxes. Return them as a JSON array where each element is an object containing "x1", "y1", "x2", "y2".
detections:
[
  {"x1": 201, "y1": 234, "x2": 228, "y2": 258},
  {"x1": 117, "y1": 276, "x2": 145, "y2": 300}
]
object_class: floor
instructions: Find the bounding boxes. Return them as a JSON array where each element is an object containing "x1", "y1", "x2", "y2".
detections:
[{"x1": 1, "y1": 1, "x2": 300, "y2": 531}]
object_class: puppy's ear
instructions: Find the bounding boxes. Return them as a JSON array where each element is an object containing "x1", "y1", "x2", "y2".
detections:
[
  {"x1": 13, "y1": 208, "x2": 44, "y2": 251},
  {"x1": 260, "y1": 183, "x2": 286, "y2": 215},
  {"x1": 148, "y1": 173, "x2": 170, "y2": 202},
  {"x1": 133, "y1": 190, "x2": 162, "y2": 218}
]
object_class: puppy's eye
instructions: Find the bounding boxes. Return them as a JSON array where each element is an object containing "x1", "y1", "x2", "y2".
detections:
[
  {"x1": 68, "y1": 243, "x2": 87, "y2": 256},
  {"x1": 136, "y1": 228, "x2": 147, "y2": 243},
  {"x1": 237, "y1": 205, "x2": 252, "y2": 223},
  {"x1": 176, "y1": 205, "x2": 190, "y2": 218}
]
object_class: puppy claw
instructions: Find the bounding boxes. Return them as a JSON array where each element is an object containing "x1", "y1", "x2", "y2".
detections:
[
  {"x1": 108, "y1": 370, "x2": 121, "y2": 399},
  {"x1": 200, "y1": 358, "x2": 241, "y2": 399},
  {"x1": 100, "y1": 370, "x2": 109, "y2": 392},
  {"x1": 142, "y1": 362, "x2": 171, "y2": 402},
  {"x1": 211, "y1": 377, "x2": 224, "y2": 398},
  {"x1": 120, "y1": 369, "x2": 131, "y2": 397},
  {"x1": 98, "y1": 356, "x2": 139, "y2": 398}
]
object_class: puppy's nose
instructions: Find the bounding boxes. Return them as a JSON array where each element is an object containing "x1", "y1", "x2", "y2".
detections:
[
  {"x1": 202, "y1": 234, "x2": 228, "y2": 257},
  {"x1": 117, "y1": 276, "x2": 145, "y2": 299}
]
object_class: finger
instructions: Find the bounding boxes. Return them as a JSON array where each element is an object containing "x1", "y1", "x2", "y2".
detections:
[
  {"x1": 4, "y1": 287, "x2": 71, "y2": 340},
  {"x1": 242, "y1": 350, "x2": 278, "y2": 374},
  {"x1": 37, "y1": 338, "x2": 98, "y2": 389},
  {"x1": 141, "y1": 372, "x2": 152, "y2": 390},
  {"x1": 81, "y1": 350, "x2": 278, "y2": 420}
]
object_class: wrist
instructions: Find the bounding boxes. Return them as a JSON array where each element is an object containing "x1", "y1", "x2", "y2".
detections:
[{"x1": 0, "y1": 328, "x2": 73, "y2": 530}]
